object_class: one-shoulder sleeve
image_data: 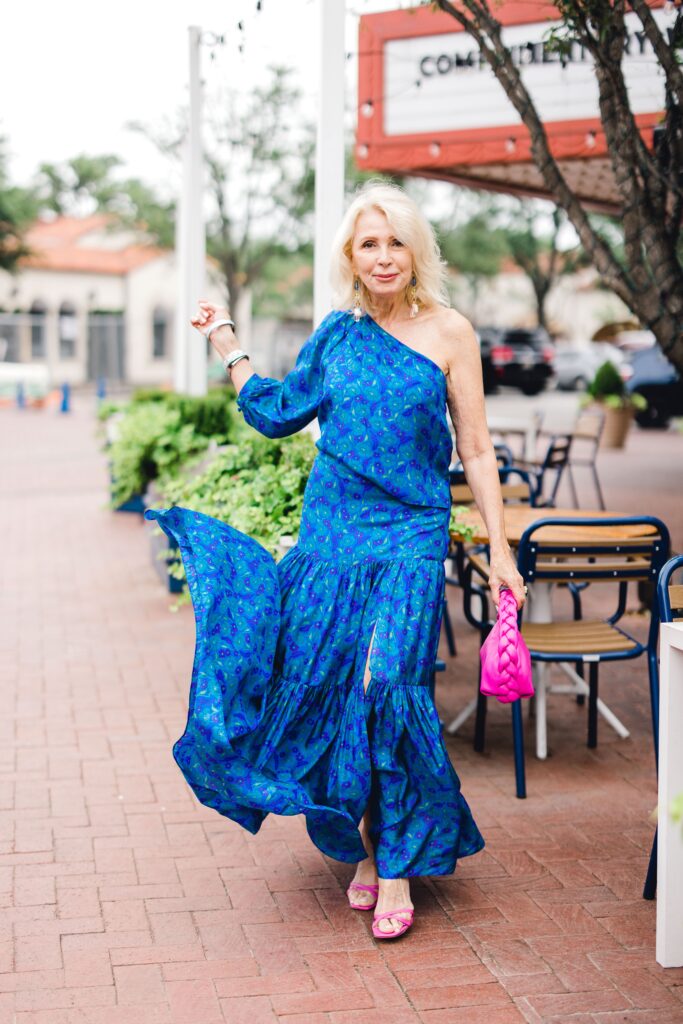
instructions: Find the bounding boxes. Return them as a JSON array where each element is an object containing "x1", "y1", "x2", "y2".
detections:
[{"x1": 235, "y1": 309, "x2": 344, "y2": 439}]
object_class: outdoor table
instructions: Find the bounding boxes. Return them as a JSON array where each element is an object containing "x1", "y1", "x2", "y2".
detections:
[
  {"x1": 657, "y1": 621, "x2": 683, "y2": 968},
  {"x1": 449, "y1": 507, "x2": 659, "y2": 758}
]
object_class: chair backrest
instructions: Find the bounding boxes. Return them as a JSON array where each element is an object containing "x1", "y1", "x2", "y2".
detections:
[
  {"x1": 494, "y1": 443, "x2": 515, "y2": 468},
  {"x1": 535, "y1": 434, "x2": 573, "y2": 505},
  {"x1": 517, "y1": 516, "x2": 669, "y2": 589},
  {"x1": 572, "y1": 409, "x2": 605, "y2": 446},
  {"x1": 538, "y1": 434, "x2": 572, "y2": 472},
  {"x1": 449, "y1": 466, "x2": 535, "y2": 507},
  {"x1": 657, "y1": 554, "x2": 683, "y2": 623}
]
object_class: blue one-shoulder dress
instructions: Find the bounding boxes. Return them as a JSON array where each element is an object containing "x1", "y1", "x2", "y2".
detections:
[{"x1": 146, "y1": 309, "x2": 484, "y2": 878}]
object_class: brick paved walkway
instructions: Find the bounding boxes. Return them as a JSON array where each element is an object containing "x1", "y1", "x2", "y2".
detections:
[{"x1": 1, "y1": 398, "x2": 682, "y2": 1024}]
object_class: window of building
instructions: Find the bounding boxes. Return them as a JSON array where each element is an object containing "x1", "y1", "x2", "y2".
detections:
[
  {"x1": 59, "y1": 302, "x2": 77, "y2": 359},
  {"x1": 30, "y1": 301, "x2": 47, "y2": 359},
  {"x1": 152, "y1": 306, "x2": 168, "y2": 359}
]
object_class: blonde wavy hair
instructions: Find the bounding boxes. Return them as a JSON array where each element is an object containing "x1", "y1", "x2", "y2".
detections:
[{"x1": 329, "y1": 180, "x2": 450, "y2": 317}]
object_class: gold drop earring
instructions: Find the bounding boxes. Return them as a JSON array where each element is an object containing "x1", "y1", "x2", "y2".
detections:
[
  {"x1": 409, "y1": 274, "x2": 419, "y2": 319},
  {"x1": 353, "y1": 277, "x2": 364, "y2": 322}
]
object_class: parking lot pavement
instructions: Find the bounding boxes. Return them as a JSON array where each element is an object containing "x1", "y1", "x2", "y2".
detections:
[{"x1": 1, "y1": 397, "x2": 682, "y2": 1024}]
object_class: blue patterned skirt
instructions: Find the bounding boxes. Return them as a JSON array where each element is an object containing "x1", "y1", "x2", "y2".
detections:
[{"x1": 146, "y1": 451, "x2": 484, "y2": 878}]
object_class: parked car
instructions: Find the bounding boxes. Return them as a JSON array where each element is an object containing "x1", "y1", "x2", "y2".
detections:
[
  {"x1": 477, "y1": 326, "x2": 555, "y2": 396},
  {"x1": 625, "y1": 344, "x2": 683, "y2": 429},
  {"x1": 553, "y1": 342, "x2": 630, "y2": 391}
]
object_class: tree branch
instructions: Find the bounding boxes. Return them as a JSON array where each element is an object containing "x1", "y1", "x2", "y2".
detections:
[{"x1": 629, "y1": 0, "x2": 683, "y2": 109}]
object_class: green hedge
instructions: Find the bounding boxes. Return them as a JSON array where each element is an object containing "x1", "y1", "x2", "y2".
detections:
[{"x1": 107, "y1": 389, "x2": 242, "y2": 506}]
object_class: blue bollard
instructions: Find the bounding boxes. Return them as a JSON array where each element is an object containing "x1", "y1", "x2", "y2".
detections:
[
  {"x1": 96, "y1": 376, "x2": 106, "y2": 401},
  {"x1": 16, "y1": 382, "x2": 26, "y2": 409},
  {"x1": 60, "y1": 382, "x2": 70, "y2": 413}
]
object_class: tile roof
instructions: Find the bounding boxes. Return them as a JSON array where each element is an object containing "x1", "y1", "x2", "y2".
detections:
[{"x1": 21, "y1": 215, "x2": 166, "y2": 275}]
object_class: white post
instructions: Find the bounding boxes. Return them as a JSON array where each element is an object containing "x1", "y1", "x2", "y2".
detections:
[
  {"x1": 175, "y1": 25, "x2": 207, "y2": 396},
  {"x1": 173, "y1": 139, "x2": 189, "y2": 393},
  {"x1": 313, "y1": 0, "x2": 346, "y2": 328}
]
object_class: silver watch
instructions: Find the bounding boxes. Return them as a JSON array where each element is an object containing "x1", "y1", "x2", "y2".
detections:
[{"x1": 222, "y1": 349, "x2": 250, "y2": 371}]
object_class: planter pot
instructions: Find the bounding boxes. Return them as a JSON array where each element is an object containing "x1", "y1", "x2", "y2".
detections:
[
  {"x1": 146, "y1": 516, "x2": 185, "y2": 593},
  {"x1": 599, "y1": 404, "x2": 634, "y2": 449},
  {"x1": 114, "y1": 492, "x2": 146, "y2": 514},
  {"x1": 109, "y1": 464, "x2": 146, "y2": 514}
]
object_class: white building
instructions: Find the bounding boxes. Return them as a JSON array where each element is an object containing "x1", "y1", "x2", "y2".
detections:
[{"x1": 0, "y1": 214, "x2": 222, "y2": 388}]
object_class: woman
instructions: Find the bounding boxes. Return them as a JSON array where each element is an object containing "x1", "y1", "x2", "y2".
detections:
[{"x1": 148, "y1": 182, "x2": 524, "y2": 940}]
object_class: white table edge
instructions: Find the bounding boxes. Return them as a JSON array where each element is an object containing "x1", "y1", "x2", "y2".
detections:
[{"x1": 656, "y1": 621, "x2": 683, "y2": 968}]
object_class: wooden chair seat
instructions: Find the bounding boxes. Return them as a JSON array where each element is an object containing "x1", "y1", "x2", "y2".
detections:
[{"x1": 521, "y1": 619, "x2": 639, "y2": 655}]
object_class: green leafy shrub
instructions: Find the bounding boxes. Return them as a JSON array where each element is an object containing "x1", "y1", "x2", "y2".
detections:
[
  {"x1": 96, "y1": 399, "x2": 125, "y2": 422},
  {"x1": 158, "y1": 432, "x2": 318, "y2": 559},
  {"x1": 109, "y1": 402, "x2": 213, "y2": 507},
  {"x1": 584, "y1": 360, "x2": 647, "y2": 411},
  {"x1": 107, "y1": 388, "x2": 243, "y2": 506}
]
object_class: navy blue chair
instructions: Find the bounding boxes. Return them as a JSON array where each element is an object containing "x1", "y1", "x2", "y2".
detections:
[
  {"x1": 466, "y1": 516, "x2": 670, "y2": 799},
  {"x1": 643, "y1": 553, "x2": 683, "y2": 901},
  {"x1": 517, "y1": 434, "x2": 573, "y2": 507}
]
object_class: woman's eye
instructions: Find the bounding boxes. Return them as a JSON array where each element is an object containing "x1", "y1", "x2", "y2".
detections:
[
  {"x1": 362, "y1": 241, "x2": 374, "y2": 248},
  {"x1": 392, "y1": 239, "x2": 404, "y2": 247}
]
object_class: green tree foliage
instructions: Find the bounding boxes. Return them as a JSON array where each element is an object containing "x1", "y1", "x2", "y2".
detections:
[
  {"x1": 437, "y1": 212, "x2": 508, "y2": 317},
  {"x1": 0, "y1": 138, "x2": 39, "y2": 272},
  {"x1": 35, "y1": 153, "x2": 175, "y2": 248},
  {"x1": 500, "y1": 203, "x2": 586, "y2": 329}
]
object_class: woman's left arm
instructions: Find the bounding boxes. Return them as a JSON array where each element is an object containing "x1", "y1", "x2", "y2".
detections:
[{"x1": 443, "y1": 311, "x2": 526, "y2": 609}]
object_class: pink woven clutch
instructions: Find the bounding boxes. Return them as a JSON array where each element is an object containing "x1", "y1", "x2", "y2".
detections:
[{"x1": 479, "y1": 588, "x2": 534, "y2": 703}]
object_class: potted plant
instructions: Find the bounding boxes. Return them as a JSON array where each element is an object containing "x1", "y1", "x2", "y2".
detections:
[{"x1": 582, "y1": 360, "x2": 647, "y2": 449}]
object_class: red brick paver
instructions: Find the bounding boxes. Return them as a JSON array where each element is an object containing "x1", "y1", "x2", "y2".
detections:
[{"x1": 1, "y1": 399, "x2": 682, "y2": 1023}]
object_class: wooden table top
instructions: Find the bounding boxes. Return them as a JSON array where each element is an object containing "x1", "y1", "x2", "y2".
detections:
[{"x1": 451, "y1": 505, "x2": 660, "y2": 546}]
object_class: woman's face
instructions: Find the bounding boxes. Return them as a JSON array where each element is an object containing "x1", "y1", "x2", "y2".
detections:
[{"x1": 350, "y1": 208, "x2": 413, "y2": 302}]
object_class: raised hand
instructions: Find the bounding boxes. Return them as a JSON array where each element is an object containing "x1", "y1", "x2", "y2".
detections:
[{"x1": 190, "y1": 300, "x2": 231, "y2": 337}]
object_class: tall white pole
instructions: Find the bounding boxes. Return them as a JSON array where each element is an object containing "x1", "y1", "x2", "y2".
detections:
[
  {"x1": 314, "y1": 0, "x2": 346, "y2": 327},
  {"x1": 173, "y1": 135, "x2": 189, "y2": 393},
  {"x1": 175, "y1": 25, "x2": 207, "y2": 396}
]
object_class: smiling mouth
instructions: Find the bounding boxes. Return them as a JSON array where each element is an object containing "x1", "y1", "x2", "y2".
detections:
[{"x1": 374, "y1": 273, "x2": 398, "y2": 280}]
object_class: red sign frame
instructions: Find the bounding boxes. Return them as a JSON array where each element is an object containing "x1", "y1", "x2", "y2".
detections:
[{"x1": 356, "y1": 1, "x2": 666, "y2": 198}]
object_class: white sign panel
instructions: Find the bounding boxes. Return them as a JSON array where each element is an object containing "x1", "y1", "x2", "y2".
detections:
[{"x1": 384, "y1": 11, "x2": 671, "y2": 136}]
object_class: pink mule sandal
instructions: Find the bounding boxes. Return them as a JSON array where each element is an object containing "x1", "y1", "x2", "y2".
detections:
[
  {"x1": 346, "y1": 882, "x2": 379, "y2": 910},
  {"x1": 372, "y1": 907, "x2": 414, "y2": 940}
]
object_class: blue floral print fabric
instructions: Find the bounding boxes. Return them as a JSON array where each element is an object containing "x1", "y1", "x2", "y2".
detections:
[{"x1": 146, "y1": 309, "x2": 484, "y2": 878}]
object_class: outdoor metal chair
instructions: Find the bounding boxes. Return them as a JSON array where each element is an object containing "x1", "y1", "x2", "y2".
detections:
[
  {"x1": 643, "y1": 553, "x2": 683, "y2": 901},
  {"x1": 565, "y1": 409, "x2": 606, "y2": 509},
  {"x1": 464, "y1": 516, "x2": 670, "y2": 799},
  {"x1": 517, "y1": 434, "x2": 573, "y2": 507}
]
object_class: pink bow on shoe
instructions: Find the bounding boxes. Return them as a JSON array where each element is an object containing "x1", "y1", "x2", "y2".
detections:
[{"x1": 479, "y1": 588, "x2": 534, "y2": 703}]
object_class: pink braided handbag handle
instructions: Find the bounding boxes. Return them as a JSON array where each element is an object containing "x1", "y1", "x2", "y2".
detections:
[
  {"x1": 479, "y1": 587, "x2": 534, "y2": 703},
  {"x1": 497, "y1": 589, "x2": 520, "y2": 688}
]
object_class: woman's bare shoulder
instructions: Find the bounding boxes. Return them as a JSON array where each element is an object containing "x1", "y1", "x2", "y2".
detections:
[{"x1": 431, "y1": 307, "x2": 478, "y2": 352}]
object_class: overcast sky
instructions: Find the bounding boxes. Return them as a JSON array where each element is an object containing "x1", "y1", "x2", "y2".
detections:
[{"x1": 2, "y1": 0, "x2": 402, "y2": 187}]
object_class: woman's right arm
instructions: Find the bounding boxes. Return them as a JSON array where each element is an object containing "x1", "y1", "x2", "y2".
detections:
[
  {"x1": 192, "y1": 302, "x2": 341, "y2": 439},
  {"x1": 191, "y1": 303, "x2": 253, "y2": 396}
]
